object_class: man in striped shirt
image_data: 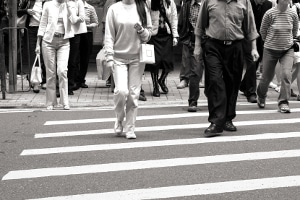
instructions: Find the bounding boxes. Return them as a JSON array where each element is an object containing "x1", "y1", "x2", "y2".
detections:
[{"x1": 76, "y1": 0, "x2": 99, "y2": 88}]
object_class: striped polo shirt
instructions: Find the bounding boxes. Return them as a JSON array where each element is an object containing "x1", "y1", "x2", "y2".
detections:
[{"x1": 260, "y1": 7, "x2": 298, "y2": 51}]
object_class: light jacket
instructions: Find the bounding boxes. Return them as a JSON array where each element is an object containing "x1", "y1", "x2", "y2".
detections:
[
  {"x1": 150, "y1": 0, "x2": 179, "y2": 38},
  {"x1": 68, "y1": 0, "x2": 87, "y2": 35},
  {"x1": 38, "y1": 1, "x2": 78, "y2": 42}
]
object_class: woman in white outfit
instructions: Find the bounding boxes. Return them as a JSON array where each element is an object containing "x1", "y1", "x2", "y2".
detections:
[
  {"x1": 104, "y1": 0, "x2": 152, "y2": 139},
  {"x1": 35, "y1": 0, "x2": 78, "y2": 110}
]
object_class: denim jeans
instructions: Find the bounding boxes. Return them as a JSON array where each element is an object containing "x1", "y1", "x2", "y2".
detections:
[
  {"x1": 257, "y1": 48, "x2": 294, "y2": 105},
  {"x1": 42, "y1": 37, "x2": 70, "y2": 107},
  {"x1": 112, "y1": 57, "x2": 145, "y2": 133}
]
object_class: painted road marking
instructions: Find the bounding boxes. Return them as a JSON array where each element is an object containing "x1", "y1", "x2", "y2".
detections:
[{"x1": 3, "y1": 149, "x2": 300, "y2": 180}]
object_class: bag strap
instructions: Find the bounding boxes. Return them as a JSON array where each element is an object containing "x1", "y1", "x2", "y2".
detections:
[{"x1": 33, "y1": 54, "x2": 41, "y2": 68}]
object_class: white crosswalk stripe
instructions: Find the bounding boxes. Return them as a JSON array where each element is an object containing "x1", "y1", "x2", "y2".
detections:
[
  {"x1": 21, "y1": 132, "x2": 300, "y2": 155},
  {"x1": 3, "y1": 149, "x2": 300, "y2": 180},
  {"x1": 35, "y1": 118, "x2": 300, "y2": 138},
  {"x1": 2, "y1": 105, "x2": 300, "y2": 199},
  {"x1": 27, "y1": 176, "x2": 300, "y2": 200}
]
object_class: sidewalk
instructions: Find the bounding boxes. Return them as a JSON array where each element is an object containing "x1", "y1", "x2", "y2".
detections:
[{"x1": 0, "y1": 63, "x2": 296, "y2": 109}]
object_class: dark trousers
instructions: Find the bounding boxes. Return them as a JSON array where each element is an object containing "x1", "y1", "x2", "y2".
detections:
[
  {"x1": 240, "y1": 39, "x2": 260, "y2": 98},
  {"x1": 182, "y1": 43, "x2": 204, "y2": 106},
  {"x1": 203, "y1": 39, "x2": 244, "y2": 126},
  {"x1": 67, "y1": 34, "x2": 81, "y2": 88},
  {"x1": 76, "y1": 32, "x2": 93, "y2": 84}
]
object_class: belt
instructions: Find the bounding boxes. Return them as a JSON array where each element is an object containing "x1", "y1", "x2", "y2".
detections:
[
  {"x1": 54, "y1": 32, "x2": 64, "y2": 38},
  {"x1": 210, "y1": 38, "x2": 241, "y2": 46}
]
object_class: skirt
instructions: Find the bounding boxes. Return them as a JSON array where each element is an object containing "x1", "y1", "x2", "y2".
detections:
[{"x1": 145, "y1": 31, "x2": 174, "y2": 73}]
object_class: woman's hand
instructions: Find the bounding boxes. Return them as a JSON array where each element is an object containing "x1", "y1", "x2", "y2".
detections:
[
  {"x1": 27, "y1": 9, "x2": 35, "y2": 16},
  {"x1": 35, "y1": 44, "x2": 41, "y2": 55},
  {"x1": 173, "y1": 37, "x2": 178, "y2": 46},
  {"x1": 106, "y1": 60, "x2": 114, "y2": 68}
]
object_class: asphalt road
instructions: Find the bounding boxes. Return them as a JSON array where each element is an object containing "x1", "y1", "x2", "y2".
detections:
[{"x1": 1, "y1": 101, "x2": 300, "y2": 200}]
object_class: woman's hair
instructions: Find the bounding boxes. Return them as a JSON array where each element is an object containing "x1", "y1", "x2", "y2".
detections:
[
  {"x1": 135, "y1": 0, "x2": 147, "y2": 27},
  {"x1": 151, "y1": 0, "x2": 171, "y2": 11}
]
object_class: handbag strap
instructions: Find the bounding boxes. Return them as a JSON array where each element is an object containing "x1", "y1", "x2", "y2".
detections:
[{"x1": 33, "y1": 54, "x2": 41, "y2": 68}]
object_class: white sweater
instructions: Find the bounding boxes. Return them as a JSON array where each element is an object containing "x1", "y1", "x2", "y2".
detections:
[{"x1": 104, "y1": 1, "x2": 152, "y2": 61}]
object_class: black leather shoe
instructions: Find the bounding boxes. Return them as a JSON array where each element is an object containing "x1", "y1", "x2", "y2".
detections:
[
  {"x1": 247, "y1": 95, "x2": 257, "y2": 103},
  {"x1": 223, "y1": 121, "x2": 237, "y2": 131},
  {"x1": 71, "y1": 83, "x2": 80, "y2": 91},
  {"x1": 204, "y1": 123, "x2": 223, "y2": 137},
  {"x1": 291, "y1": 89, "x2": 298, "y2": 97},
  {"x1": 81, "y1": 83, "x2": 88, "y2": 88},
  {"x1": 68, "y1": 90, "x2": 74, "y2": 95}
]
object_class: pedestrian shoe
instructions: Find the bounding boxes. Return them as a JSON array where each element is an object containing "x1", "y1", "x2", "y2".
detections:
[
  {"x1": 139, "y1": 93, "x2": 147, "y2": 101},
  {"x1": 71, "y1": 83, "x2": 80, "y2": 91},
  {"x1": 46, "y1": 105, "x2": 53, "y2": 110},
  {"x1": 177, "y1": 80, "x2": 188, "y2": 89},
  {"x1": 257, "y1": 97, "x2": 265, "y2": 108},
  {"x1": 63, "y1": 105, "x2": 70, "y2": 110},
  {"x1": 291, "y1": 89, "x2": 298, "y2": 97},
  {"x1": 114, "y1": 121, "x2": 123, "y2": 136},
  {"x1": 33, "y1": 85, "x2": 40, "y2": 93},
  {"x1": 126, "y1": 131, "x2": 136, "y2": 139},
  {"x1": 278, "y1": 103, "x2": 291, "y2": 113},
  {"x1": 188, "y1": 103, "x2": 197, "y2": 112},
  {"x1": 297, "y1": 95, "x2": 300, "y2": 101},
  {"x1": 68, "y1": 90, "x2": 74, "y2": 95},
  {"x1": 247, "y1": 95, "x2": 257, "y2": 103},
  {"x1": 204, "y1": 123, "x2": 223, "y2": 137},
  {"x1": 41, "y1": 83, "x2": 47, "y2": 90},
  {"x1": 223, "y1": 121, "x2": 237, "y2": 132},
  {"x1": 269, "y1": 82, "x2": 277, "y2": 89},
  {"x1": 81, "y1": 83, "x2": 88, "y2": 88}
]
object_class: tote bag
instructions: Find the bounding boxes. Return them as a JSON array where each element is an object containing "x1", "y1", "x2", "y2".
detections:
[
  {"x1": 30, "y1": 54, "x2": 42, "y2": 85},
  {"x1": 139, "y1": 43, "x2": 155, "y2": 64},
  {"x1": 96, "y1": 48, "x2": 111, "y2": 80}
]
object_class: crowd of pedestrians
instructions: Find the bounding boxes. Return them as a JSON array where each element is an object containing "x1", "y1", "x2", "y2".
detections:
[{"x1": 1, "y1": 0, "x2": 300, "y2": 139}]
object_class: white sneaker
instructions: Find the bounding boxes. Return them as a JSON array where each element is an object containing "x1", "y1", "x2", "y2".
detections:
[
  {"x1": 114, "y1": 121, "x2": 123, "y2": 136},
  {"x1": 46, "y1": 105, "x2": 53, "y2": 110},
  {"x1": 63, "y1": 105, "x2": 70, "y2": 110},
  {"x1": 269, "y1": 82, "x2": 277, "y2": 89},
  {"x1": 126, "y1": 131, "x2": 136, "y2": 139},
  {"x1": 177, "y1": 80, "x2": 188, "y2": 89}
]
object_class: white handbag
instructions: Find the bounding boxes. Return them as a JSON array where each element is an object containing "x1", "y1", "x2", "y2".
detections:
[
  {"x1": 139, "y1": 43, "x2": 155, "y2": 64},
  {"x1": 30, "y1": 54, "x2": 42, "y2": 85}
]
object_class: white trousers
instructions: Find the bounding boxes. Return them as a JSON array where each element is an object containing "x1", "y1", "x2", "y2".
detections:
[
  {"x1": 42, "y1": 37, "x2": 70, "y2": 107},
  {"x1": 112, "y1": 57, "x2": 145, "y2": 133}
]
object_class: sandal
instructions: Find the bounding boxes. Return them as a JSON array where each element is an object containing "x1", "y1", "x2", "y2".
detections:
[{"x1": 278, "y1": 104, "x2": 290, "y2": 113}]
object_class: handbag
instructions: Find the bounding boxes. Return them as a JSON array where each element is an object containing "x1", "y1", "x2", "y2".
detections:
[
  {"x1": 96, "y1": 48, "x2": 111, "y2": 80},
  {"x1": 139, "y1": 43, "x2": 155, "y2": 64},
  {"x1": 17, "y1": 14, "x2": 27, "y2": 27},
  {"x1": 30, "y1": 54, "x2": 42, "y2": 85}
]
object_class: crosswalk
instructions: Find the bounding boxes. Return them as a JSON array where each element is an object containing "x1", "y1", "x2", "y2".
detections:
[{"x1": 2, "y1": 104, "x2": 300, "y2": 199}]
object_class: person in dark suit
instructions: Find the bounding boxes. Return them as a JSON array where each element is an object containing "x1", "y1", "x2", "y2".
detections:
[
  {"x1": 194, "y1": 0, "x2": 259, "y2": 137},
  {"x1": 240, "y1": 0, "x2": 273, "y2": 103}
]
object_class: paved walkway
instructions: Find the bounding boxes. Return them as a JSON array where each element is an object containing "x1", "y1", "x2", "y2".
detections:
[{"x1": 0, "y1": 64, "x2": 298, "y2": 109}]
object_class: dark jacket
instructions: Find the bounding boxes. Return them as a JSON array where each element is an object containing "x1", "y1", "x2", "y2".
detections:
[
  {"x1": 178, "y1": 0, "x2": 193, "y2": 45},
  {"x1": 250, "y1": 0, "x2": 273, "y2": 32}
]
